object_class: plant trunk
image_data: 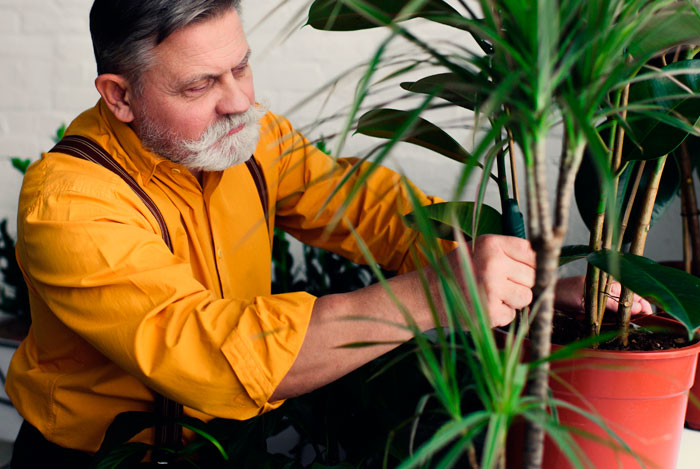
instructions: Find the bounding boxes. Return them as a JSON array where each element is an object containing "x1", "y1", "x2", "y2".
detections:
[
  {"x1": 521, "y1": 134, "x2": 551, "y2": 469},
  {"x1": 678, "y1": 142, "x2": 700, "y2": 276},
  {"x1": 523, "y1": 240, "x2": 560, "y2": 469},
  {"x1": 586, "y1": 215, "x2": 604, "y2": 337},
  {"x1": 522, "y1": 138, "x2": 583, "y2": 469}
]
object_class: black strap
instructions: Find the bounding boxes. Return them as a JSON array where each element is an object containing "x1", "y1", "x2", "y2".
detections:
[
  {"x1": 49, "y1": 135, "x2": 269, "y2": 462},
  {"x1": 51, "y1": 135, "x2": 270, "y2": 233}
]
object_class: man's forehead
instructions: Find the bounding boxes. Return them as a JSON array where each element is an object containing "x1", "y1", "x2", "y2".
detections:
[{"x1": 148, "y1": 9, "x2": 249, "y2": 82}]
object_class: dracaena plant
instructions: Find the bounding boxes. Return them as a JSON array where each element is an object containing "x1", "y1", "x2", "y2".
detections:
[{"x1": 305, "y1": 0, "x2": 700, "y2": 467}]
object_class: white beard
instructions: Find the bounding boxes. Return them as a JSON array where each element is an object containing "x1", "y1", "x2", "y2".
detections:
[{"x1": 134, "y1": 102, "x2": 269, "y2": 172}]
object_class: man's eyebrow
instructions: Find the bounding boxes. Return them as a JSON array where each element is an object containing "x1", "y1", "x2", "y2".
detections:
[
  {"x1": 236, "y1": 49, "x2": 252, "y2": 69},
  {"x1": 176, "y1": 48, "x2": 253, "y2": 90}
]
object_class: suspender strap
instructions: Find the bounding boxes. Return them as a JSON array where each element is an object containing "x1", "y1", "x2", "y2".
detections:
[
  {"x1": 51, "y1": 136, "x2": 174, "y2": 250},
  {"x1": 51, "y1": 135, "x2": 270, "y2": 232},
  {"x1": 246, "y1": 153, "x2": 270, "y2": 231},
  {"x1": 50, "y1": 136, "x2": 182, "y2": 460},
  {"x1": 49, "y1": 135, "x2": 269, "y2": 461}
]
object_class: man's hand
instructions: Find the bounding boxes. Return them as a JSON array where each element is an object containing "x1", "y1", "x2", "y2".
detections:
[
  {"x1": 453, "y1": 234, "x2": 536, "y2": 327},
  {"x1": 554, "y1": 275, "x2": 653, "y2": 315}
]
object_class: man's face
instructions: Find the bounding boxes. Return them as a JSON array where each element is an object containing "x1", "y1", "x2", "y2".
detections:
[{"x1": 129, "y1": 8, "x2": 262, "y2": 170}]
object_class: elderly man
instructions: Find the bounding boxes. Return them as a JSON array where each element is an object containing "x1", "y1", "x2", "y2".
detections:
[{"x1": 6, "y1": 0, "x2": 649, "y2": 467}]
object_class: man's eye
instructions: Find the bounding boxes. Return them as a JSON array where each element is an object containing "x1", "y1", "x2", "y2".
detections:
[
  {"x1": 185, "y1": 81, "x2": 211, "y2": 94},
  {"x1": 233, "y1": 64, "x2": 249, "y2": 77}
]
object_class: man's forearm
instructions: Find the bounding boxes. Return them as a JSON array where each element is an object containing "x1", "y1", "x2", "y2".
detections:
[
  {"x1": 270, "y1": 268, "x2": 438, "y2": 401},
  {"x1": 271, "y1": 235, "x2": 541, "y2": 401}
]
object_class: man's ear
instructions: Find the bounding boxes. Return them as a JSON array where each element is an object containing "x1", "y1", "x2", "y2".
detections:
[{"x1": 95, "y1": 74, "x2": 136, "y2": 123}]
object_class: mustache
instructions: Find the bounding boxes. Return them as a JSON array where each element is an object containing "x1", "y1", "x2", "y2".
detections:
[{"x1": 183, "y1": 103, "x2": 268, "y2": 152}]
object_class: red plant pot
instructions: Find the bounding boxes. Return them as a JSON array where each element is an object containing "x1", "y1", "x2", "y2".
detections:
[
  {"x1": 505, "y1": 316, "x2": 700, "y2": 469},
  {"x1": 686, "y1": 361, "x2": 700, "y2": 430},
  {"x1": 541, "y1": 340, "x2": 700, "y2": 468}
]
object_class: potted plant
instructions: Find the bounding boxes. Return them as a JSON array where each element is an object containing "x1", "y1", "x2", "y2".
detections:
[{"x1": 305, "y1": 0, "x2": 700, "y2": 467}]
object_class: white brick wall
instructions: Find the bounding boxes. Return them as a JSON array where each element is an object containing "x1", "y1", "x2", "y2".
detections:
[
  {"x1": 0, "y1": 0, "x2": 688, "y2": 266},
  {"x1": 0, "y1": 0, "x2": 692, "y2": 447},
  {"x1": 0, "y1": 0, "x2": 97, "y2": 237}
]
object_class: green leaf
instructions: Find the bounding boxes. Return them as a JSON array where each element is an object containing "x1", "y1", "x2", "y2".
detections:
[
  {"x1": 177, "y1": 416, "x2": 229, "y2": 461},
  {"x1": 92, "y1": 412, "x2": 157, "y2": 467},
  {"x1": 403, "y1": 202, "x2": 502, "y2": 241},
  {"x1": 10, "y1": 157, "x2": 31, "y2": 174},
  {"x1": 587, "y1": 250, "x2": 700, "y2": 338},
  {"x1": 559, "y1": 245, "x2": 591, "y2": 266},
  {"x1": 307, "y1": 0, "x2": 464, "y2": 32},
  {"x1": 400, "y1": 72, "x2": 485, "y2": 111},
  {"x1": 53, "y1": 123, "x2": 66, "y2": 143},
  {"x1": 311, "y1": 463, "x2": 357, "y2": 469},
  {"x1": 356, "y1": 108, "x2": 475, "y2": 164},
  {"x1": 624, "y1": 60, "x2": 700, "y2": 161},
  {"x1": 92, "y1": 442, "x2": 151, "y2": 469},
  {"x1": 628, "y1": 8, "x2": 700, "y2": 60}
]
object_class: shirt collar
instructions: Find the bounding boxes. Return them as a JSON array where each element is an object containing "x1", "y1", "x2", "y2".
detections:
[{"x1": 99, "y1": 99, "x2": 181, "y2": 185}]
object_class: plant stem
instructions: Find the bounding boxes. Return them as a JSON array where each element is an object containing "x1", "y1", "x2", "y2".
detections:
[
  {"x1": 678, "y1": 141, "x2": 700, "y2": 276},
  {"x1": 496, "y1": 145, "x2": 510, "y2": 208},
  {"x1": 585, "y1": 264, "x2": 601, "y2": 336},
  {"x1": 616, "y1": 161, "x2": 646, "y2": 251},
  {"x1": 594, "y1": 160, "x2": 645, "y2": 335},
  {"x1": 523, "y1": 136, "x2": 584, "y2": 469},
  {"x1": 506, "y1": 116, "x2": 520, "y2": 205},
  {"x1": 522, "y1": 133, "x2": 550, "y2": 469},
  {"x1": 684, "y1": 217, "x2": 692, "y2": 273},
  {"x1": 596, "y1": 83, "x2": 631, "y2": 329},
  {"x1": 619, "y1": 155, "x2": 668, "y2": 346},
  {"x1": 509, "y1": 132, "x2": 520, "y2": 205}
]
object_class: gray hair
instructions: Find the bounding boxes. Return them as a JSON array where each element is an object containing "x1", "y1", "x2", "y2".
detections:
[{"x1": 90, "y1": 0, "x2": 243, "y2": 94}]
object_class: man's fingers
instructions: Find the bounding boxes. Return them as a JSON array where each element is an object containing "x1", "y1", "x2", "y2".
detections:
[
  {"x1": 506, "y1": 261, "x2": 537, "y2": 289},
  {"x1": 604, "y1": 285, "x2": 653, "y2": 315},
  {"x1": 501, "y1": 284, "x2": 533, "y2": 310},
  {"x1": 477, "y1": 234, "x2": 536, "y2": 268},
  {"x1": 488, "y1": 302, "x2": 517, "y2": 327},
  {"x1": 630, "y1": 295, "x2": 653, "y2": 315},
  {"x1": 501, "y1": 236, "x2": 537, "y2": 267}
]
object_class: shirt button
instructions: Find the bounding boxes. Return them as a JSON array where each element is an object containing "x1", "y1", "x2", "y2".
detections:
[
  {"x1": 171, "y1": 168, "x2": 181, "y2": 174},
  {"x1": 217, "y1": 249, "x2": 223, "y2": 258}
]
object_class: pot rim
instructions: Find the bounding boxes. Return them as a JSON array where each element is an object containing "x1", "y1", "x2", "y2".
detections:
[{"x1": 568, "y1": 338, "x2": 700, "y2": 361}]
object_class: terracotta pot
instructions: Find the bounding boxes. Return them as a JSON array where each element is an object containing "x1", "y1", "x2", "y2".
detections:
[
  {"x1": 686, "y1": 361, "x2": 700, "y2": 430},
  {"x1": 542, "y1": 339, "x2": 700, "y2": 469},
  {"x1": 656, "y1": 261, "x2": 700, "y2": 431},
  {"x1": 506, "y1": 316, "x2": 700, "y2": 469}
]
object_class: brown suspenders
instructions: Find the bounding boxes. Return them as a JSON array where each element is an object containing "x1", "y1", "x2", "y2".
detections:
[{"x1": 49, "y1": 135, "x2": 269, "y2": 461}]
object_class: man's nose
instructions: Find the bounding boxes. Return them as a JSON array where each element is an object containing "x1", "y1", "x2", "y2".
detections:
[{"x1": 216, "y1": 74, "x2": 250, "y2": 115}]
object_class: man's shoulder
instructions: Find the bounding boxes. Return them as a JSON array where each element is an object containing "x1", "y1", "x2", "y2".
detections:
[
  {"x1": 256, "y1": 111, "x2": 317, "y2": 163},
  {"x1": 258, "y1": 110, "x2": 293, "y2": 142},
  {"x1": 20, "y1": 148, "x2": 132, "y2": 216}
]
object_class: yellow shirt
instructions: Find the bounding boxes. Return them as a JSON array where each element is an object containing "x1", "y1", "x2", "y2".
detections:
[{"x1": 6, "y1": 100, "x2": 443, "y2": 453}]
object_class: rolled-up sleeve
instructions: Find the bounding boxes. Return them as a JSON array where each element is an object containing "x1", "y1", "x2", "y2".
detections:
[{"x1": 256, "y1": 113, "x2": 453, "y2": 275}]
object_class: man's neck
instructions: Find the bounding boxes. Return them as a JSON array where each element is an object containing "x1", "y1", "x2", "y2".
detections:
[{"x1": 188, "y1": 168, "x2": 204, "y2": 185}]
